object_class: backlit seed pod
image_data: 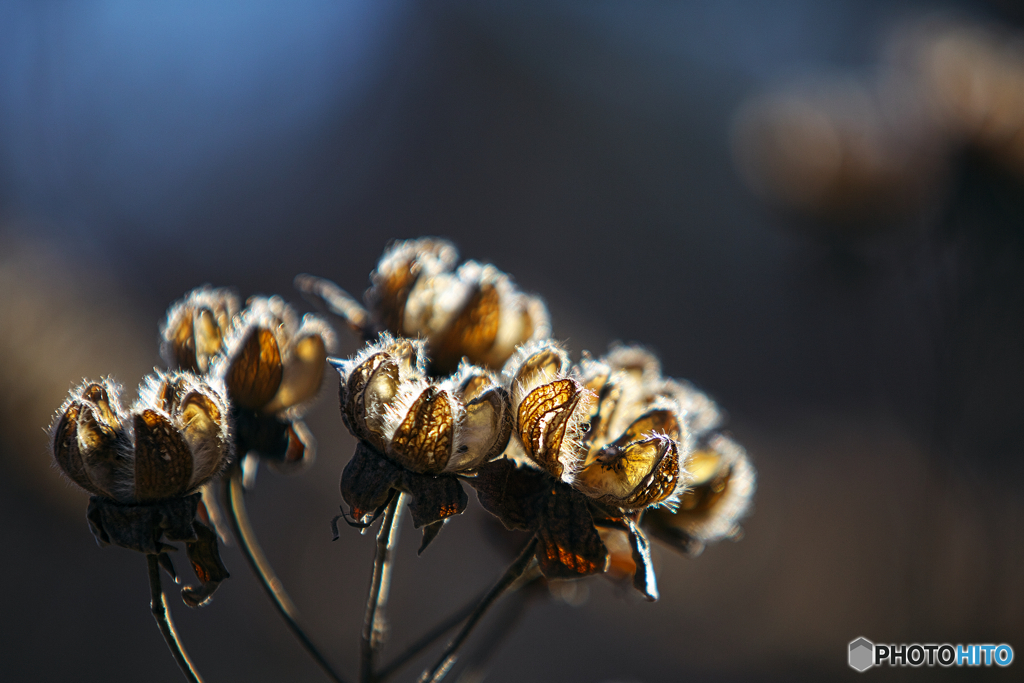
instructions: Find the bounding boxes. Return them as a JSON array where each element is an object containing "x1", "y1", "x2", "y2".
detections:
[
  {"x1": 644, "y1": 434, "x2": 756, "y2": 556},
  {"x1": 50, "y1": 373, "x2": 231, "y2": 503},
  {"x1": 161, "y1": 286, "x2": 240, "y2": 373},
  {"x1": 502, "y1": 341, "x2": 593, "y2": 483},
  {"x1": 305, "y1": 237, "x2": 551, "y2": 375},
  {"x1": 334, "y1": 334, "x2": 512, "y2": 474},
  {"x1": 215, "y1": 295, "x2": 336, "y2": 417},
  {"x1": 572, "y1": 346, "x2": 692, "y2": 510}
]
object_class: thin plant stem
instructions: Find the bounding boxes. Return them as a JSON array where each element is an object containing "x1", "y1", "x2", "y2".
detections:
[
  {"x1": 224, "y1": 466, "x2": 349, "y2": 683},
  {"x1": 453, "y1": 580, "x2": 541, "y2": 683},
  {"x1": 376, "y1": 585, "x2": 490, "y2": 681},
  {"x1": 361, "y1": 493, "x2": 404, "y2": 683},
  {"x1": 147, "y1": 553, "x2": 203, "y2": 683},
  {"x1": 418, "y1": 535, "x2": 539, "y2": 683}
]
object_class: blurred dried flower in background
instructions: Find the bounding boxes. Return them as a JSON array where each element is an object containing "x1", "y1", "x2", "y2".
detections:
[
  {"x1": 297, "y1": 237, "x2": 551, "y2": 375},
  {"x1": 732, "y1": 14, "x2": 1024, "y2": 235},
  {"x1": 50, "y1": 372, "x2": 231, "y2": 606},
  {"x1": 332, "y1": 333, "x2": 513, "y2": 550},
  {"x1": 160, "y1": 286, "x2": 240, "y2": 375}
]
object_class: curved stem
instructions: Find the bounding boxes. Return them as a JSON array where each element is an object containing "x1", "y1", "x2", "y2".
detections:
[
  {"x1": 376, "y1": 586, "x2": 487, "y2": 682},
  {"x1": 224, "y1": 467, "x2": 349, "y2": 683},
  {"x1": 418, "y1": 535, "x2": 539, "y2": 683},
  {"x1": 147, "y1": 554, "x2": 203, "y2": 683},
  {"x1": 361, "y1": 493, "x2": 404, "y2": 683}
]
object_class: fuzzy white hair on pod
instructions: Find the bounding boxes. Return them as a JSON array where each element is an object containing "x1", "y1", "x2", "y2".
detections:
[
  {"x1": 159, "y1": 285, "x2": 240, "y2": 369},
  {"x1": 680, "y1": 434, "x2": 756, "y2": 548},
  {"x1": 365, "y1": 237, "x2": 459, "y2": 312},
  {"x1": 332, "y1": 332, "x2": 428, "y2": 385}
]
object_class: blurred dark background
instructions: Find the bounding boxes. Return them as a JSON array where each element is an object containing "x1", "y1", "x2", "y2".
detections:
[{"x1": 2, "y1": 1, "x2": 1023, "y2": 681}]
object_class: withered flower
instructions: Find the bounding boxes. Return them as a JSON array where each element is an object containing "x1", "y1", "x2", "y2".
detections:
[
  {"x1": 643, "y1": 433, "x2": 756, "y2": 557},
  {"x1": 162, "y1": 288, "x2": 337, "y2": 474},
  {"x1": 50, "y1": 373, "x2": 232, "y2": 607},
  {"x1": 298, "y1": 237, "x2": 551, "y2": 375},
  {"x1": 333, "y1": 333, "x2": 512, "y2": 551},
  {"x1": 472, "y1": 343, "x2": 704, "y2": 600}
]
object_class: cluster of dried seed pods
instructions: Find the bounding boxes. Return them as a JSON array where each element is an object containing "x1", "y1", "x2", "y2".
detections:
[{"x1": 298, "y1": 237, "x2": 550, "y2": 375}]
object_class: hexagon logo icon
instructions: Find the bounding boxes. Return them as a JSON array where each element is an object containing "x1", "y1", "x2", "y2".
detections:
[{"x1": 849, "y1": 637, "x2": 874, "y2": 672}]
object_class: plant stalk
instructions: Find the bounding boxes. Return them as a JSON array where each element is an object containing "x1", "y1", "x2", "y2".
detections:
[
  {"x1": 361, "y1": 493, "x2": 404, "y2": 683},
  {"x1": 147, "y1": 553, "x2": 203, "y2": 683},
  {"x1": 224, "y1": 466, "x2": 349, "y2": 683},
  {"x1": 418, "y1": 535, "x2": 539, "y2": 683}
]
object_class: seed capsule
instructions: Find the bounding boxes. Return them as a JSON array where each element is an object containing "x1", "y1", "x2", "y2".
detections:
[{"x1": 161, "y1": 287, "x2": 240, "y2": 373}]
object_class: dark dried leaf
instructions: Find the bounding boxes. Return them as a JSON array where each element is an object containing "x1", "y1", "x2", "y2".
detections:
[
  {"x1": 418, "y1": 520, "x2": 446, "y2": 555},
  {"x1": 182, "y1": 520, "x2": 230, "y2": 608},
  {"x1": 470, "y1": 458, "x2": 549, "y2": 531},
  {"x1": 536, "y1": 485, "x2": 608, "y2": 579},
  {"x1": 624, "y1": 517, "x2": 658, "y2": 601},
  {"x1": 400, "y1": 469, "x2": 468, "y2": 529},
  {"x1": 86, "y1": 495, "x2": 199, "y2": 554},
  {"x1": 340, "y1": 441, "x2": 402, "y2": 524}
]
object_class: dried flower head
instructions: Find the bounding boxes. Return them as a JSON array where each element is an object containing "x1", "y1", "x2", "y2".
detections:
[
  {"x1": 297, "y1": 237, "x2": 551, "y2": 375},
  {"x1": 51, "y1": 374, "x2": 230, "y2": 503},
  {"x1": 335, "y1": 334, "x2": 512, "y2": 475},
  {"x1": 644, "y1": 433, "x2": 756, "y2": 556},
  {"x1": 50, "y1": 373, "x2": 232, "y2": 606},
  {"x1": 332, "y1": 334, "x2": 513, "y2": 550},
  {"x1": 160, "y1": 286, "x2": 240, "y2": 374},
  {"x1": 572, "y1": 346, "x2": 694, "y2": 510}
]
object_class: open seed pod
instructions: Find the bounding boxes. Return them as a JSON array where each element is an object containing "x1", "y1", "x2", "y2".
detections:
[
  {"x1": 51, "y1": 373, "x2": 231, "y2": 503},
  {"x1": 334, "y1": 334, "x2": 512, "y2": 475},
  {"x1": 643, "y1": 433, "x2": 756, "y2": 556},
  {"x1": 300, "y1": 237, "x2": 551, "y2": 375},
  {"x1": 161, "y1": 286, "x2": 240, "y2": 374},
  {"x1": 502, "y1": 341, "x2": 593, "y2": 483},
  {"x1": 572, "y1": 347, "x2": 692, "y2": 510}
]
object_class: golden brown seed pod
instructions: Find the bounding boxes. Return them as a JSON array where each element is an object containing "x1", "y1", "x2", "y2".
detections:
[
  {"x1": 160, "y1": 286, "x2": 240, "y2": 373},
  {"x1": 50, "y1": 372, "x2": 231, "y2": 503},
  {"x1": 333, "y1": 335, "x2": 512, "y2": 474},
  {"x1": 308, "y1": 238, "x2": 551, "y2": 375},
  {"x1": 215, "y1": 295, "x2": 336, "y2": 417},
  {"x1": 644, "y1": 433, "x2": 756, "y2": 556},
  {"x1": 502, "y1": 341, "x2": 592, "y2": 483}
]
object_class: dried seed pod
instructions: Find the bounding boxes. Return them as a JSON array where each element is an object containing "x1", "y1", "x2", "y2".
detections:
[
  {"x1": 301, "y1": 237, "x2": 551, "y2": 374},
  {"x1": 50, "y1": 373, "x2": 231, "y2": 503},
  {"x1": 333, "y1": 334, "x2": 512, "y2": 474},
  {"x1": 161, "y1": 286, "x2": 240, "y2": 373},
  {"x1": 569, "y1": 346, "x2": 694, "y2": 509},
  {"x1": 644, "y1": 434, "x2": 756, "y2": 556},
  {"x1": 215, "y1": 295, "x2": 336, "y2": 418},
  {"x1": 503, "y1": 341, "x2": 592, "y2": 483}
]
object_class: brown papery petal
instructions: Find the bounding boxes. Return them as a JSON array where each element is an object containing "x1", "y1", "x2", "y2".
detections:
[
  {"x1": 386, "y1": 386, "x2": 454, "y2": 474},
  {"x1": 431, "y1": 282, "x2": 501, "y2": 374},
  {"x1": 53, "y1": 403, "x2": 100, "y2": 495},
  {"x1": 513, "y1": 348, "x2": 564, "y2": 393},
  {"x1": 449, "y1": 386, "x2": 511, "y2": 471},
  {"x1": 517, "y1": 378, "x2": 582, "y2": 479},
  {"x1": 263, "y1": 333, "x2": 327, "y2": 414},
  {"x1": 227, "y1": 328, "x2": 284, "y2": 410},
  {"x1": 193, "y1": 308, "x2": 226, "y2": 373},
  {"x1": 167, "y1": 311, "x2": 199, "y2": 372},
  {"x1": 687, "y1": 448, "x2": 724, "y2": 487},
  {"x1": 178, "y1": 392, "x2": 226, "y2": 486},
  {"x1": 134, "y1": 410, "x2": 193, "y2": 501}
]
